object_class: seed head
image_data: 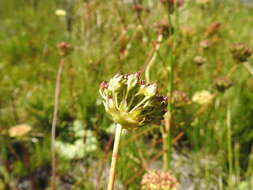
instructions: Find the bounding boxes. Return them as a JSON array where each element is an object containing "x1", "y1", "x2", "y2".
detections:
[
  {"x1": 193, "y1": 55, "x2": 206, "y2": 66},
  {"x1": 99, "y1": 73, "x2": 168, "y2": 129},
  {"x1": 141, "y1": 170, "x2": 178, "y2": 190},
  {"x1": 230, "y1": 43, "x2": 252, "y2": 63},
  {"x1": 205, "y1": 22, "x2": 221, "y2": 37},
  {"x1": 172, "y1": 90, "x2": 189, "y2": 107},
  {"x1": 192, "y1": 90, "x2": 213, "y2": 105},
  {"x1": 199, "y1": 40, "x2": 211, "y2": 49},
  {"x1": 155, "y1": 18, "x2": 172, "y2": 36},
  {"x1": 215, "y1": 77, "x2": 232, "y2": 92},
  {"x1": 55, "y1": 9, "x2": 66, "y2": 17},
  {"x1": 8, "y1": 124, "x2": 32, "y2": 138},
  {"x1": 57, "y1": 42, "x2": 73, "y2": 57}
]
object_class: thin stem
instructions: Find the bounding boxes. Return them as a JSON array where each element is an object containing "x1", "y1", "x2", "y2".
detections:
[
  {"x1": 162, "y1": 128, "x2": 169, "y2": 170},
  {"x1": 243, "y1": 62, "x2": 253, "y2": 77},
  {"x1": 130, "y1": 96, "x2": 149, "y2": 113},
  {"x1": 226, "y1": 65, "x2": 237, "y2": 78},
  {"x1": 162, "y1": 112, "x2": 171, "y2": 170},
  {"x1": 161, "y1": 0, "x2": 179, "y2": 171},
  {"x1": 226, "y1": 106, "x2": 233, "y2": 189},
  {"x1": 51, "y1": 58, "x2": 65, "y2": 190},
  {"x1": 145, "y1": 34, "x2": 163, "y2": 82},
  {"x1": 107, "y1": 124, "x2": 123, "y2": 190}
]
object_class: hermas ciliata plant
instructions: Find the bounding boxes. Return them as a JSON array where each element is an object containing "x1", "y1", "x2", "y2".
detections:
[
  {"x1": 100, "y1": 72, "x2": 168, "y2": 129},
  {"x1": 99, "y1": 72, "x2": 168, "y2": 190}
]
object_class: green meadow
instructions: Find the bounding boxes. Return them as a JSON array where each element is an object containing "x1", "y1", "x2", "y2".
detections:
[{"x1": 0, "y1": 0, "x2": 253, "y2": 189}]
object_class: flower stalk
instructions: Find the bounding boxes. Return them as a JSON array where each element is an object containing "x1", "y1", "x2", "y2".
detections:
[
  {"x1": 51, "y1": 58, "x2": 64, "y2": 190},
  {"x1": 51, "y1": 42, "x2": 72, "y2": 190},
  {"x1": 100, "y1": 72, "x2": 168, "y2": 189},
  {"x1": 107, "y1": 124, "x2": 122, "y2": 190}
]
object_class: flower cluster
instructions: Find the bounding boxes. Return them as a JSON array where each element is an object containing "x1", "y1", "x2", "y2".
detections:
[
  {"x1": 192, "y1": 90, "x2": 213, "y2": 105},
  {"x1": 230, "y1": 43, "x2": 252, "y2": 63},
  {"x1": 8, "y1": 124, "x2": 32, "y2": 138},
  {"x1": 55, "y1": 9, "x2": 66, "y2": 17},
  {"x1": 193, "y1": 55, "x2": 206, "y2": 66},
  {"x1": 57, "y1": 42, "x2": 73, "y2": 57},
  {"x1": 141, "y1": 170, "x2": 178, "y2": 190},
  {"x1": 172, "y1": 90, "x2": 189, "y2": 107},
  {"x1": 99, "y1": 72, "x2": 168, "y2": 129},
  {"x1": 215, "y1": 77, "x2": 232, "y2": 92}
]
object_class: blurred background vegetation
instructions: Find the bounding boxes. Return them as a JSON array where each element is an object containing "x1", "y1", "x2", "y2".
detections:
[{"x1": 0, "y1": 0, "x2": 253, "y2": 189}]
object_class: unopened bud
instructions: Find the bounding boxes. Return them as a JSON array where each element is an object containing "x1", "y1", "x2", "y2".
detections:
[
  {"x1": 108, "y1": 74, "x2": 124, "y2": 92},
  {"x1": 127, "y1": 72, "x2": 140, "y2": 91}
]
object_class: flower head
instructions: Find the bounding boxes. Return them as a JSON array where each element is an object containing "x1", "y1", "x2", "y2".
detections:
[
  {"x1": 99, "y1": 72, "x2": 168, "y2": 129},
  {"x1": 141, "y1": 170, "x2": 178, "y2": 190},
  {"x1": 193, "y1": 55, "x2": 206, "y2": 66},
  {"x1": 55, "y1": 9, "x2": 66, "y2": 16},
  {"x1": 8, "y1": 124, "x2": 32, "y2": 137},
  {"x1": 57, "y1": 42, "x2": 73, "y2": 57},
  {"x1": 172, "y1": 90, "x2": 189, "y2": 107},
  {"x1": 199, "y1": 39, "x2": 211, "y2": 49},
  {"x1": 215, "y1": 77, "x2": 232, "y2": 92},
  {"x1": 230, "y1": 43, "x2": 252, "y2": 63},
  {"x1": 205, "y1": 22, "x2": 221, "y2": 37},
  {"x1": 192, "y1": 90, "x2": 213, "y2": 105}
]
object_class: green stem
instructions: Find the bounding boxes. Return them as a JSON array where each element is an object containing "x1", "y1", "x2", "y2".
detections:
[
  {"x1": 243, "y1": 62, "x2": 253, "y2": 77},
  {"x1": 130, "y1": 96, "x2": 149, "y2": 113},
  {"x1": 226, "y1": 106, "x2": 233, "y2": 188},
  {"x1": 161, "y1": 0, "x2": 179, "y2": 171},
  {"x1": 145, "y1": 34, "x2": 163, "y2": 82},
  {"x1": 107, "y1": 124, "x2": 123, "y2": 190},
  {"x1": 161, "y1": 127, "x2": 170, "y2": 170},
  {"x1": 51, "y1": 58, "x2": 65, "y2": 190}
]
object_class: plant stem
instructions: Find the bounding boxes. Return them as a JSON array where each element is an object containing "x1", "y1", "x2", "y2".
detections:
[
  {"x1": 162, "y1": 112, "x2": 171, "y2": 170},
  {"x1": 107, "y1": 123, "x2": 123, "y2": 190},
  {"x1": 161, "y1": 0, "x2": 179, "y2": 171},
  {"x1": 51, "y1": 58, "x2": 65, "y2": 190},
  {"x1": 226, "y1": 106, "x2": 233, "y2": 189},
  {"x1": 243, "y1": 62, "x2": 253, "y2": 76},
  {"x1": 162, "y1": 128, "x2": 169, "y2": 170},
  {"x1": 145, "y1": 34, "x2": 163, "y2": 82}
]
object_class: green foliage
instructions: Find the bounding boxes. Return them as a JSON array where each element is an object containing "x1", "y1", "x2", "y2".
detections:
[{"x1": 0, "y1": 0, "x2": 253, "y2": 189}]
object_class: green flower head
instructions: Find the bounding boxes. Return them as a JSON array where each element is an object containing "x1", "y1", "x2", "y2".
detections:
[{"x1": 99, "y1": 72, "x2": 168, "y2": 129}]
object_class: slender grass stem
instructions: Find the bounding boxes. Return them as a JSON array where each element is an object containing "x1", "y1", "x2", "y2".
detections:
[
  {"x1": 226, "y1": 106, "x2": 233, "y2": 189},
  {"x1": 145, "y1": 34, "x2": 163, "y2": 82},
  {"x1": 162, "y1": 127, "x2": 169, "y2": 170},
  {"x1": 107, "y1": 123, "x2": 123, "y2": 190},
  {"x1": 161, "y1": 1, "x2": 180, "y2": 171},
  {"x1": 162, "y1": 112, "x2": 172, "y2": 170},
  {"x1": 227, "y1": 65, "x2": 238, "y2": 77},
  {"x1": 51, "y1": 58, "x2": 65, "y2": 190},
  {"x1": 243, "y1": 62, "x2": 253, "y2": 76}
]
